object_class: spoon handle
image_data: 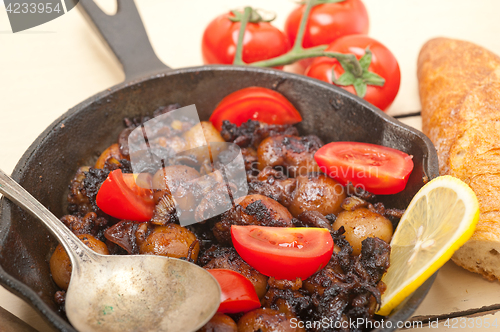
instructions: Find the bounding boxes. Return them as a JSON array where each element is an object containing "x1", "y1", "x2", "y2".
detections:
[{"x1": 0, "y1": 168, "x2": 94, "y2": 263}]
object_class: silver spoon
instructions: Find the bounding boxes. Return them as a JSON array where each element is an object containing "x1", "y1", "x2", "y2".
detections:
[{"x1": 0, "y1": 168, "x2": 220, "y2": 332}]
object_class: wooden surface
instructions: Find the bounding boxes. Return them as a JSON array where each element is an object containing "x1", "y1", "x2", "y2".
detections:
[
  {"x1": 1, "y1": 0, "x2": 500, "y2": 331},
  {"x1": 0, "y1": 306, "x2": 38, "y2": 332}
]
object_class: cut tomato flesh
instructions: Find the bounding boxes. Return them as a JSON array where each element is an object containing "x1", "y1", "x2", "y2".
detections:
[
  {"x1": 231, "y1": 225, "x2": 334, "y2": 280},
  {"x1": 96, "y1": 169, "x2": 154, "y2": 222},
  {"x1": 315, "y1": 141, "x2": 414, "y2": 195},
  {"x1": 207, "y1": 269, "x2": 261, "y2": 314},
  {"x1": 209, "y1": 87, "x2": 302, "y2": 131}
]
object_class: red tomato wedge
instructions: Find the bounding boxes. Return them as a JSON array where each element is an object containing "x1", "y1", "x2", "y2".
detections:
[
  {"x1": 314, "y1": 142, "x2": 414, "y2": 195},
  {"x1": 207, "y1": 269, "x2": 261, "y2": 314},
  {"x1": 96, "y1": 169, "x2": 154, "y2": 222},
  {"x1": 209, "y1": 87, "x2": 302, "y2": 131},
  {"x1": 231, "y1": 225, "x2": 334, "y2": 280}
]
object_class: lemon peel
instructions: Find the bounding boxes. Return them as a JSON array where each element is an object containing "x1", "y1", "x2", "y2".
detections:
[{"x1": 377, "y1": 175, "x2": 479, "y2": 316}]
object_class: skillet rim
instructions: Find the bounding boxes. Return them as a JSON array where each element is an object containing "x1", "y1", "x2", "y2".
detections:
[{"x1": 0, "y1": 64, "x2": 439, "y2": 332}]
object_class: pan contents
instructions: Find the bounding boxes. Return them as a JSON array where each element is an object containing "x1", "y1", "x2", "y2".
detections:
[{"x1": 50, "y1": 90, "x2": 416, "y2": 331}]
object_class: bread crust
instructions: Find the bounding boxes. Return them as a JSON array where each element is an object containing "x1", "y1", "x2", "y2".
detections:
[{"x1": 418, "y1": 38, "x2": 500, "y2": 281}]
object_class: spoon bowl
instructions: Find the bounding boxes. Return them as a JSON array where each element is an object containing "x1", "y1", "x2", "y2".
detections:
[{"x1": 0, "y1": 168, "x2": 220, "y2": 332}]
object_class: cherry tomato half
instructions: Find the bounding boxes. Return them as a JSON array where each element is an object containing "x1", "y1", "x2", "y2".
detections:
[
  {"x1": 202, "y1": 11, "x2": 290, "y2": 66},
  {"x1": 207, "y1": 269, "x2": 261, "y2": 314},
  {"x1": 96, "y1": 169, "x2": 154, "y2": 222},
  {"x1": 284, "y1": 0, "x2": 369, "y2": 73},
  {"x1": 231, "y1": 225, "x2": 334, "y2": 280},
  {"x1": 305, "y1": 35, "x2": 401, "y2": 111},
  {"x1": 314, "y1": 142, "x2": 414, "y2": 195},
  {"x1": 209, "y1": 87, "x2": 302, "y2": 131}
]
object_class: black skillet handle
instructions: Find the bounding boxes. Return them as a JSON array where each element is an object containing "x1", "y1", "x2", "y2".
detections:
[{"x1": 78, "y1": 0, "x2": 170, "y2": 81}]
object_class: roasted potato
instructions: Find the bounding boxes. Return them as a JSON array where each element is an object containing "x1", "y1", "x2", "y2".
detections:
[
  {"x1": 50, "y1": 234, "x2": 109, "y2": 290},
  {"x1": 257, "y1": 135, "x2": 322, "y2": 177},
  {"x1": 157, "y1": 135, "x2": 187, "y2": 153},
  {"x1": 287, "y1": 173, "x2": 346, "y2": 217},
  {"x1": 139, "y1": 223, "x2": 200, "y2": 262},
  {"x1": 198, "y1": 313, "x2": 237, "y2": 332},
  {"x1": 183, "y1": 121, "x2": 225, "y2": 161},
  {"x1": 152, "y1": 165, "x2": 200, "y2": 215},
  {"x1": 236, "y1": 194, "x2": 294, "y2": 226},
  {"x1": 332, "y1": 208, "x2": 393, "y2": 255},
  {"x1": 237, "y1": 308, "x2": 305, "y2": 332}
]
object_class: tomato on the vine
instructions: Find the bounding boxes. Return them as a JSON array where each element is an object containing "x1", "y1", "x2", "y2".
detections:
[
  {"x1": 231, "y1": 225, "x2": 334, "y2": 280},
  {"x1": 305, "y1": 35, "x2": 401, "y2": 111},
  {"x1": 285, "y1": 0, "x2": 369, "y2": 73},
  {"x1": 207, "y1": 269, "x2": 261, "y2": 314},
  {"x1": 314, "y1": 142, "x2": 414, "y2": 195},
  {"x1": 209, "y1": 87, "x2": 302, "y2": 131},
  {"x1": 96, "y1": 169, "x2": 154, "y2": 222},
  {"x1": 202, "y1": 9, "x2": 290, "y2": 66}
]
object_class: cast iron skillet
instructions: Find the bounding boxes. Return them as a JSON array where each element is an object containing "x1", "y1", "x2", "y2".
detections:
[{"x1": 0, "y1": 1, "x2": 439, "y2": 331}]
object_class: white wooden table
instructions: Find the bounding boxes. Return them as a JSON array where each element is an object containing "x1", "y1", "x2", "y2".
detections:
[{"x1": 1, "y1": 1, "x2": 500, "y2": 330}]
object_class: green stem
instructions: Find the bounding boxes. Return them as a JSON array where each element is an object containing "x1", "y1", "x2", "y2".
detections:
[
  {"x1": 250, "y1": 46, "x2": 326, "y2": 67},
  {"x1": 233, "y1": 7, "x2": 253, "y2": 65},
  {"x1": 231, "y1": 0, "x2": 364, "y2": 85},
  {"x1": 250, "y1": 47, "x2": 360, "y2": 75},
  {"x1": 291, "y1": 0, "x2": 317, "y2": 52}
]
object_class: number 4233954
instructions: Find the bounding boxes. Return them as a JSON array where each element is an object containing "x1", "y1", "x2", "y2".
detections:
[
  {"x1": 440, "y1": 317, "x2": 498, "y2": 329},
  {"x1": 6, "y1": 2, "x2": 62, "y2": 14}
]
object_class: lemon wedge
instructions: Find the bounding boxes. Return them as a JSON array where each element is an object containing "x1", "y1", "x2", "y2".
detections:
[{"x1": 377, "y1": 175, "x2": 479, "y2": 316}]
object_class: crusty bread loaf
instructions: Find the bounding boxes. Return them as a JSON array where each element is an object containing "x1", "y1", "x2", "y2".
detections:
[{"x1": 418, "y1": 37, "x2": 500, "y2": 281}]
